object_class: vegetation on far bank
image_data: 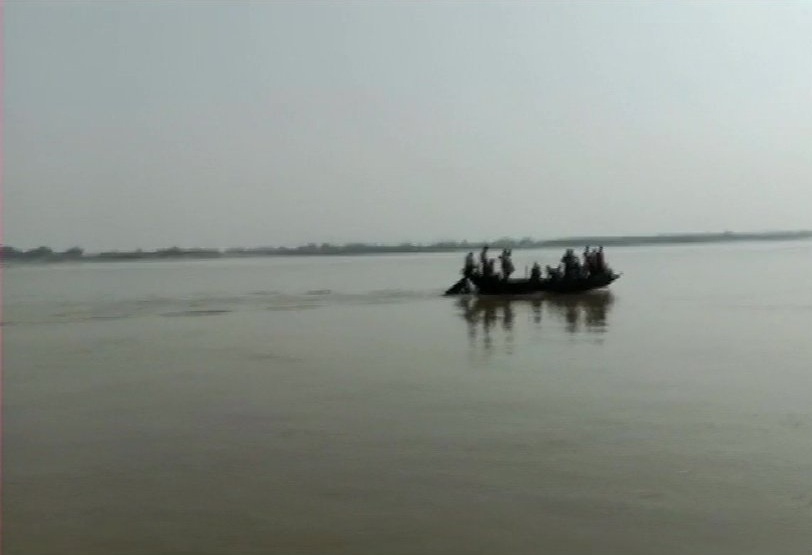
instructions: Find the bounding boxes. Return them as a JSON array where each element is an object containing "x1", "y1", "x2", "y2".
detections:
[{"x1": 4, "y1": 230, "x2": 812, "y2": 263}]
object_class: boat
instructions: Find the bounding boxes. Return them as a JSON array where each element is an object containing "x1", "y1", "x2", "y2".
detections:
[
  {"x1": 445, "y1": 271, "x2": 619, "y2": 296},
  {"x1": 444, "y1": 247, "x2": 620, "y2": 296}
]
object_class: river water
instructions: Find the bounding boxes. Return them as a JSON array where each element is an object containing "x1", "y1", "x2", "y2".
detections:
[{"x1": 4, "y1": 241, "x2": 812, "y2": 554}]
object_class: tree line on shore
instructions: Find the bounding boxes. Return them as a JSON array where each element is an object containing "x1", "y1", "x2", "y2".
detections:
[{"x1": 3, "y1": 230, "x2": 812, "y2": 263}]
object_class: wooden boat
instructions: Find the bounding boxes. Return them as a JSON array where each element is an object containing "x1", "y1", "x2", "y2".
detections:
[
  {"x1": 445, "y1": 246, "x2": 620, "y2": 296},
  {"x1": 445, "y1": 270, "x2": 620, "y2": 296}
]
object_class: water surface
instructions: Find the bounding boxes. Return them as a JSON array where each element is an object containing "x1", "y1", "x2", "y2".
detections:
[{"x1": 4, "y1": 242, "x2": 812, "y2": 554}]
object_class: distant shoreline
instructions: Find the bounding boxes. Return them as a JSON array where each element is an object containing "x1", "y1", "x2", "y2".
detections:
[{"x1": 4, "y1": 230, "x2": 812, "y2": 263}]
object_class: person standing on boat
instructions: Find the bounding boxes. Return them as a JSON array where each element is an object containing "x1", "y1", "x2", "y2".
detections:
[
  {"x1": 479, "y1": 245, "x2": 490, "y2": 273},
  {"x1": 463, "y1": 252, "x2": 476, "y2": 277},
  {"x1": 583, "y1": 246, "x2": 594, "y2": 274},
  {"x1": 499, "y1": 248, "x2": 514, "y2": 280},
  {"x1": 594, "y1": 246, "x2": 606, "y2": 274},
  {"x1": 561, "y1": 248, "x2": 580, "y2": 278},
  {"x1": 561, "y1": 248, "x2": 575, "y2": 267}
]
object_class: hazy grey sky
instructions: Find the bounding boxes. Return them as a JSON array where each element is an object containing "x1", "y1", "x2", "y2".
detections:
[{"x1": 6, "y1": 1, "x2": 812, "y2": 251}]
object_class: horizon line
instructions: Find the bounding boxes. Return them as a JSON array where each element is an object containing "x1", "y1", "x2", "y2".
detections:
[{"x1": 4, "y1": 229, "x2": 812, "y2": 258}]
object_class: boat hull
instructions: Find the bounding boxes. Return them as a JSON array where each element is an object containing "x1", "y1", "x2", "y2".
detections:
[{"x1": 454, "y1": 272, "x2": 619, "y2": 296}]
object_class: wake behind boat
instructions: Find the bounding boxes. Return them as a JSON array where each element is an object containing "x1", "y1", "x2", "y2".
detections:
[{"x1": 445, "y1": 245, "x2": 620, "y2": 296}]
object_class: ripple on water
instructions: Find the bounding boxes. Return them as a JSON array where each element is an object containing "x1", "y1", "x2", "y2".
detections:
[{"x1": 160, "y1": 309, "x2": 233, "y2": 317}]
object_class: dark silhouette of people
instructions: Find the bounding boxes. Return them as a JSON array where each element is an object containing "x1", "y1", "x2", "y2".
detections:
[
  {"x1": 499, "y1": 248, "x2": 514, "y2": 281},
  {"x1": 594, "y1": 246, "x2": 606, "y2": 274},
  {"x1": 530, "y1": 261, "x2": 541, "y2": 281},
  {"x1": 448, "y1": 244, "x2": 614, "y2": 296},
  {"x1": 463, "y1": 252, "x2": 476, "y2": 277},
  {"x1": 583, "y1": 246, "x2": 595, "y2": 273},
  {"x1": 479, "y1": 245, "x2": 489, "y2": 272},
  {"x1": 485, "y1": 258, "x2": 496, "y2": 278},
  {"x1": 561, "y1": 248, "x2": 580, "y2": 278}
]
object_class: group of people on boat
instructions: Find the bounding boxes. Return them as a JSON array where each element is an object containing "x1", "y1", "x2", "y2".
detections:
[
  {"x1": 555, "y1": 246, "x2": 608, "y2": 280},
  {"x1": 462, "y1": 245, "x2": 610, "y2": 282},
  {"x1": 463, "y1": 246, "x2": 515, "y2": 280}
]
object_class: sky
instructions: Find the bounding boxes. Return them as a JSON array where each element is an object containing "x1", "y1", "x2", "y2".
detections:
[{"x1": 5, "y1": 1, "x2": 812, "y2": 251}]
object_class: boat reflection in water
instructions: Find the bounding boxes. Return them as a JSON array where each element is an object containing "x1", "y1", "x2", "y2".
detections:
[{"x1": 456, "y1": 292, "x2": 614, "y2": 352}]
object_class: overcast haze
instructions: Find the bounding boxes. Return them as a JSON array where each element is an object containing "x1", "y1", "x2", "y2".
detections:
[{"x1": 5, "y1": 1, "x2": 812, "y2": 251}]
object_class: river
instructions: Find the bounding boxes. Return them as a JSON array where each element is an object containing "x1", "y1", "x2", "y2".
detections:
[{"x1": 4, "y1": 241, "x2": 812, "y2": 554}]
